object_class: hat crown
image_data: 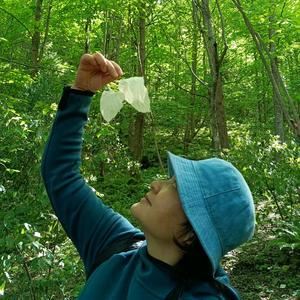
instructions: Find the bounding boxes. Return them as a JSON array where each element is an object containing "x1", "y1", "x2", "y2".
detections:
[
  {"x1": 167, "y1": 152, "x2": 255, "y2": 274},
  {"x1": 196, "y1": 158, "x2": 255, "y2": 254}
]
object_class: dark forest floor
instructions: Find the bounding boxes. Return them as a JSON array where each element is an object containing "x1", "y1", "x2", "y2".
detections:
[{"x1": 223, "y1": 228, "x2": 300, "y2": 300}]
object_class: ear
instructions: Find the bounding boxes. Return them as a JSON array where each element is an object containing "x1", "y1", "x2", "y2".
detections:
[{"x1": 182, "y1": 231, "x2": 196, "y2": 247}]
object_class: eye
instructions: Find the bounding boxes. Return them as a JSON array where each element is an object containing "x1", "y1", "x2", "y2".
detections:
[{"x1": 169, "y1": 176, "x2": 177, "y2": 189}]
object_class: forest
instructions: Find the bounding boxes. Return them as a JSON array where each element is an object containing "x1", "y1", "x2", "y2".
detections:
[{"x1": 0, "y1": 0, "x2": 299, "y2": 299}]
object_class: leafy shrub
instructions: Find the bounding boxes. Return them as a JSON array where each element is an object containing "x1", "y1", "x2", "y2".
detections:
[
  {"x1": 0, "y1": 91, "x2": 85, "y2": 298},
  {"x1": 271, "y1": 219, "x2": 300, "y2": 252},
  {"x1": 220, "y1": 124, "x2": 300, "y2": 258},
  {"x1": 221, "y1": 125, "x2": 299, "y2": 221}
]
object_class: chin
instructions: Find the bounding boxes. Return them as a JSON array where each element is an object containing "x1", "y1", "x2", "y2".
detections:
[
  {"x1": 130, "y1": 203, "x2": 145, "y2": 227},
  {"x1": 130, "y1": 202, "x2": 139, "y2": 219}
]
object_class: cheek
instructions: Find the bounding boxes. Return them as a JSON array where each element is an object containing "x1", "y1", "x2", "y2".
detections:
[
  {"x1": 130, "y1": 194, "x2": 187, "y2": 241},
  {"x1": 155, "y1": 191, "x2": 186, "y2": 224},
  {"x1": 130, "y1": 202, "x2": 175, "y2": 239},
  {"x1": 165, "y1": 193, "x2": 186, "y2": 221},
  {"x1": 152, "y1": 202, "x2": 185, "y2": 236}
]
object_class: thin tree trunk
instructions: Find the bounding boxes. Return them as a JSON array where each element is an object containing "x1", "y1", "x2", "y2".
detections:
[
  {"x1": 291, "y1": 51, "x2": 300, "y2": 116},
  {"x1": 183, "y1": 0, "x2": 198, "y2": 155},
  {"x1": 39, "y1": 0, "x2": 52, "y2": 62},
  {"x1": 269, "y1": 9, "x2": 284, "y2": 141},
  {"x1": 31, "y1": 0, "x2": 43, "y2": 77},
  {"x1": 103, "y1": 11, "x2": 111, "y2": 57},
  {"x1": 84, "y1": 17, "x2": 91, "y2": 54},
  {"x1": 113, "y1": 19, "x2": 122, "y2": 61},
  {"x1": 198, "y1": 0, "x2": 229, "y2": 150},
  {"x1": 254, "y1": 52, "x2": 263, "y2": 125},
  {"x1": 128, "y1": 1, "x2": 146, "y2": 162}
]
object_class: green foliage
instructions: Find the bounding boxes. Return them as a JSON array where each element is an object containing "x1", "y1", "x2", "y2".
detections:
[
  {"x1": 271, "y1": 219, "x2": 300, "y2": 252},
  {"x1": 0, "y1": 90, "x2": 83, "y2": 297},
  {"x1": 220, "y1": 127, "x2": 300, "y2": 268}
]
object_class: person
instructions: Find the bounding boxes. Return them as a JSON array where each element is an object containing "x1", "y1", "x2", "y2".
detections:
[{"x1": 41, "y1": 52, "x2": 255, "y2": 299}]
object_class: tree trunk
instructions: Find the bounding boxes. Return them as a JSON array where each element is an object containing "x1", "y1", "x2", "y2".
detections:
[
  {"x1": 254, "y1": 52, "x2": 264, "y2": 125},
  {"x1": 199, "y1": 0, "x2": 229, "y2": 150},
  {"x1": 232, "y1": 0, "x2": 300, "y2": 141},
  {"x1": 84, "y1": 17, "x2": 91, "y2": 54},
  {"x1": 103, "y1": 11, "x2": 111, "y2": 57},
  {"x1": 39, "y1": 0, "x2": 52, "y2": 62},
  {"x1": 128, "y1": 1, "x2": 146, "y2": 162},
  {"x1": 183, "y1": 0, "x2": 198, "y2": 155},
  {"x1": 31, "y1": 0, "x2": 43, "y2": 77},
  {"x1": 112, "y1": 19, "x2": 122, "y2": 61},
  {"x1": 269, "y1": 9, "x2": 284, "y2": 142}
]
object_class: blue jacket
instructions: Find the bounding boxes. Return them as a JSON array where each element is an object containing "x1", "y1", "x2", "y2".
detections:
[{"x1": 41, "y1": 87, "x2": 241, "y2": 299}]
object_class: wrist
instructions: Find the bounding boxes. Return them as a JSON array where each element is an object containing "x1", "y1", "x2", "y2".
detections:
[
  {"x1": 65, "y1": 85, "x2": 95, "y2": 97},
  {"x1": 71, "y1": 85, "x2": 89, "y2": 92}
]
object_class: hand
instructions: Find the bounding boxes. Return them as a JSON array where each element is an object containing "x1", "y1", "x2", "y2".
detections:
[{"x1": 72, "y1": 52, "x2": 123, "y2": 93}]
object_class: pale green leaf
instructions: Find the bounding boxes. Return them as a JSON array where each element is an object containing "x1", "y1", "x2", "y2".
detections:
[
  {"x1": 100, "y1": 90, "x2": 125, "y2": 122},
  {"x1": 119, "y1": 77, "x2": 151, "y2": 113},
  {"x1": 0, "y1": 281, "x2": 5, "y2": 296}
]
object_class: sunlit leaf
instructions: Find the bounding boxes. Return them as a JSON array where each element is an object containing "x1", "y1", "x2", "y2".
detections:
[
  {"x1": 6, "y1": 168, "x2": 21, "y2": 174},
  {"x1": 0, "y1": 281, "x2": 5, "y2": 296},
  {"x1": 0, "y1": 185, "x2": 6, "y2": 193},
  {"x1": 32, "y1": 241, "x2": 41, "y2": 249},
  {"x1": 24, "y1": 223, "x2": 31, "y2": 231},
  {"x1": 34, "y1": 232, "x2": 41, "y2": 238}
]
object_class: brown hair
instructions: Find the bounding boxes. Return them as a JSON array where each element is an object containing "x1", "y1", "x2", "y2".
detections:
[{"x1": 172, "y1": 221, "x2": 213, "y2": 281}]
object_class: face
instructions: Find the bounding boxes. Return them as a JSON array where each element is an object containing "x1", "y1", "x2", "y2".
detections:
[{"x1": 130, "y1": 176, "x2": 188, "y2": 244}]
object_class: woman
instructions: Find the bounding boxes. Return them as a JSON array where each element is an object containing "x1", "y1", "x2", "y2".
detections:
[{"x1": 41, "y1": 52, "x2": 255, "y2": 299}]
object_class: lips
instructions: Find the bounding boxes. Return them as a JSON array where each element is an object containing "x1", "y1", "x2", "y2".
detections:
[{"x1": 142, "y1": 194, "x2": 152, "y2": 206}]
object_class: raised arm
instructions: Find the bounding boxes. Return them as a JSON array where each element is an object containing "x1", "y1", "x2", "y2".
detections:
[{"x1": 41, "y1": 53, "x2": 144, "y2": 277}]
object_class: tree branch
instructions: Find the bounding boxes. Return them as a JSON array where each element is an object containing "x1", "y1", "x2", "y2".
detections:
[
  {"x1": 0, "y1": 7, "x2": 32, "y2": 36},
  {"x1": 215, "y1": 0, "x2": 228, "y2": 65},
  {"x1": 160, "y1": 29, "x2": 209, "y2": 88},
  {"x1": 280, "y1": 0, "x2": 287, "y2": 17},
  {"x1": 0, "y1": 56, "x2": 35, "y2": 68},
  {"x1": 39, "y1": 0, "x2": 53, "y2": 61}
]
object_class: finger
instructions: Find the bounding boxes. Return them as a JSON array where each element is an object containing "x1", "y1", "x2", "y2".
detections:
[
  {"x1": 81, "y1": 54, "x2": 97, "y2": 66},
  {"x1": 110, "y1": 60, "x2": 123, "y2": 78},
  {"x1": 106, "y1": 60, "x2": 119, "y2": 79},
  {"x1": 94, "y1": 52, "x2": 108, "y2": 73}
]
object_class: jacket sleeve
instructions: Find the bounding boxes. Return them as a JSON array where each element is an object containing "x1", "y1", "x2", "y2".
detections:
[{"x1": 40, "y1": 87, "x2": 144, "y2": 276}]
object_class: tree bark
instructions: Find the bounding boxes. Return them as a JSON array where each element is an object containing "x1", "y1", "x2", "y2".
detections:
[
  {"x1": 198, "y1": 0, "x2": 229, "y2": 150},
  {"x1": 112, "y1": 18, "x2": 122, "y2": 61},
  {"x1": 103, "y1": 11, "x2": 111, "y2": 57},
  {"x1": 269, "y1": 8, "x2": 284, "y2": 142},
  {"x1": 183, "y1": 0, "x2": 198, "y2": 155},
  {"x1": 84, "y1": 17, "x2": 91, "y2": 54},
  {"x1": 128, "y1": 1, "x2": 146, "y2": 162},
  {"x1": 31, "y1": 0, "x2": 43, "y2": 77},
  {"x1": 38, "y1": 0, "x2": 52, "y2": 62}
]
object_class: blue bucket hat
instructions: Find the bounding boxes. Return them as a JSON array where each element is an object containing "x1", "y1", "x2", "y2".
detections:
[{"x1": 167, "y1": 151, "x2": 255, "y2": 276}]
